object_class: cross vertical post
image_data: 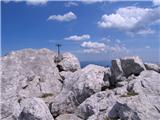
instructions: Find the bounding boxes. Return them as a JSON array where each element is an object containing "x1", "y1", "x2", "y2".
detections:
[{"x1": 56, "y1": 44, "x2": 62, "y2": 57}]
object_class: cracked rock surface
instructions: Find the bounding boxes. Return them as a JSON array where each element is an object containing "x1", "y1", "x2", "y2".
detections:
[{"x1": 1, "y1": 48, "x2": 160, "y2": 120}]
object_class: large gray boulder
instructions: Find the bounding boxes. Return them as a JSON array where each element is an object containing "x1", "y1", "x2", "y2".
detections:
[
  {"x1": 111, "y1": 59, "x2": 125, "y2": 84},
  {"x1": 72, "y1": 65, "x2": 111, "y2": 103},
  {"x1": 111, "y1": 56, "x2": 146, "y2": 85},
  {"x1": 128, "y1": 70, "x2": 160, "y2": 96},
  {"x1": 2, "y1": 48, "x2": 62, "y2": 100},
  {"x1": 1, "y1": 49, "x2": 62, "y2": 119},
  {"x1": 117, "y1": 95, "x2": 160, "y2": 120},
  {"x1": 57, "y1": 52, "x2": 81, "y2": 72},
  {"x1": 18, "y1": 97, "x2": 54, "y2": 120},
  {"x1": 121, "y1": 56, "x2": 146, "y2": 77},
  {"x1": 55, "y1": 114, "x2": 82, "y2": 120},
  {"x1": 76, "y1": 91, "x2": 117, "y2": 120},
  {"x1": 51, "y1": 64, "x2": 111, "y2": 117},
  {"x1": 108, "y1": 102, "x2": 140, "y2": 120},
  {"x1": 144, "y1": 63, "x2": 160, "y2": 73}
]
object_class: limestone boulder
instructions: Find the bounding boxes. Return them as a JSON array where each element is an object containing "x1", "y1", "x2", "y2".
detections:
[
  {"x1": 111, "y1": 56, "x2": 146, "y2": 85},
  {"x1": 111, "y1": 59, "x2": 125, "y2": 84},
  {"x1": 108, "y1": 102, "x2": 140, "y2": 120},
  {"x1": 121, "y1": 56, "x2": 146, "y2": 77},
  {"x1": 76, "y1": 91, "x2": 117, "y2": 120},
  {"x1": 18, "y1": 97, "x2": 54, "y2": 120},
  {"x1": 57, "y1": 52, "x2": 81, "y2": 72},
  {"x1": 144, "y1": 63, "x2": 160, "y2": 73},
  {"x1": 127, "y1": 70, "x2": 160, "y2": 96},
  {"x1": 1, "y1": 49, "x2": 62, "y2": 119}
]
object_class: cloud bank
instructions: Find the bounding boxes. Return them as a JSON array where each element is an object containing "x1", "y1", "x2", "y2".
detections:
[
  {"x1": 81, "y1": 40, "x2": 129, "y2": 54},
  {"x1": 98, "y1": 6, "x2": 160, "y2": 35}
]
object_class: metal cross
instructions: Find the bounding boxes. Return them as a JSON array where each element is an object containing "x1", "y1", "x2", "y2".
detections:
[{"x1": 56, "y1": 43, "x2": 62, "y2": 56}]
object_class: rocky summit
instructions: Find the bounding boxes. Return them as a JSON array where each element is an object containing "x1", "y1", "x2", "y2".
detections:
[{"x1": 1, "y1": 48, "x2": 160, "y2": 120}]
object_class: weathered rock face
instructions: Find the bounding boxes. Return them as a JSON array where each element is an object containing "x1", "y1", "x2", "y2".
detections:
[
  {"x1": 111, "y1": 59, "x2": 125, "y2": 84},
  {"x1": 76, "y1": 70, "x2": 160, "y2": 120},
  {"x1": 1, "y1": 49, "x2": 160, "y2": 120},
  {"x1": 1, "y1": 49, "x2": 63, "y2": 119},
  {"x1": 59, "y1": 71, "x2": 73, "y2": 82},
  {"x1": 77, "y1": 93, "x2": 160, "y2": 120},
  {"x1": 128, "y1": 70, "x2": 160, "y2": 96},
  {"x1": 76, "y1": 91, "x2": 117, "y2": 120},
  {"x1": 121, "y1": 56, "x2": 146, "y2": 77},
  {"x1": 72, "y1": 65, "x2": 111, "y2": 103},
  {"x1": 57, "y1": 52, "x2": 81, "y2": 72},
  {"x1": 108, "y1": 102, "x2": 141, "y2": 120},
  {"x1": 51, "y1": 64, "x2": 111, "y2": 117},
  {"x1": 144, "y1": 63, "x2": 160, "y2": 73},
  {"x1": 19, "y1": 97, "x2": 54, "y2": 120},
  {"x1": 2, "y1": 48, "x2": 62, "y2": 99},
  {"x1": 55, "y1": 114, "x2": 82, "y2": 120},
  {"x1": 111, "y1": 56, "x2": 146, "y2": 85}
]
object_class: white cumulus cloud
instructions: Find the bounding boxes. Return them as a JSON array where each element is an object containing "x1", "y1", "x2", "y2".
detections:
[
  {"x1": 81, "y1": 41, "x2": 106, "y2": 53},
  {"x1": 48, "y1": 12, "x2": 77, "y2": 22},
  {"x1": 65, "y1": 34, "x2": 90, "y2": 41},
  {"x1": 98, "y1": 6, "x2": 160, "y2": 34}
]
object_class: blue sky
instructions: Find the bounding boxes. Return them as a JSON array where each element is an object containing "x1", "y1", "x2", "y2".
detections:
[{"x1": 1, "y1": 0, "x2": 160, "y2": 63}]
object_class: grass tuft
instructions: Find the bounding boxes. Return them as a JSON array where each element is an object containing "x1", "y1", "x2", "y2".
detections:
[
  {"x1": 104, "y1": 116, "x2": 115, "y2": 120},
  {"x1": 40, "y1": 93, "x2": 53, "y2": 98},
  {"x1": 121, "y1": 91, "x2": 139, "y2": 97},
  {"x1": 104, "y1": 117, "x2": 110, "y2": 120}
]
